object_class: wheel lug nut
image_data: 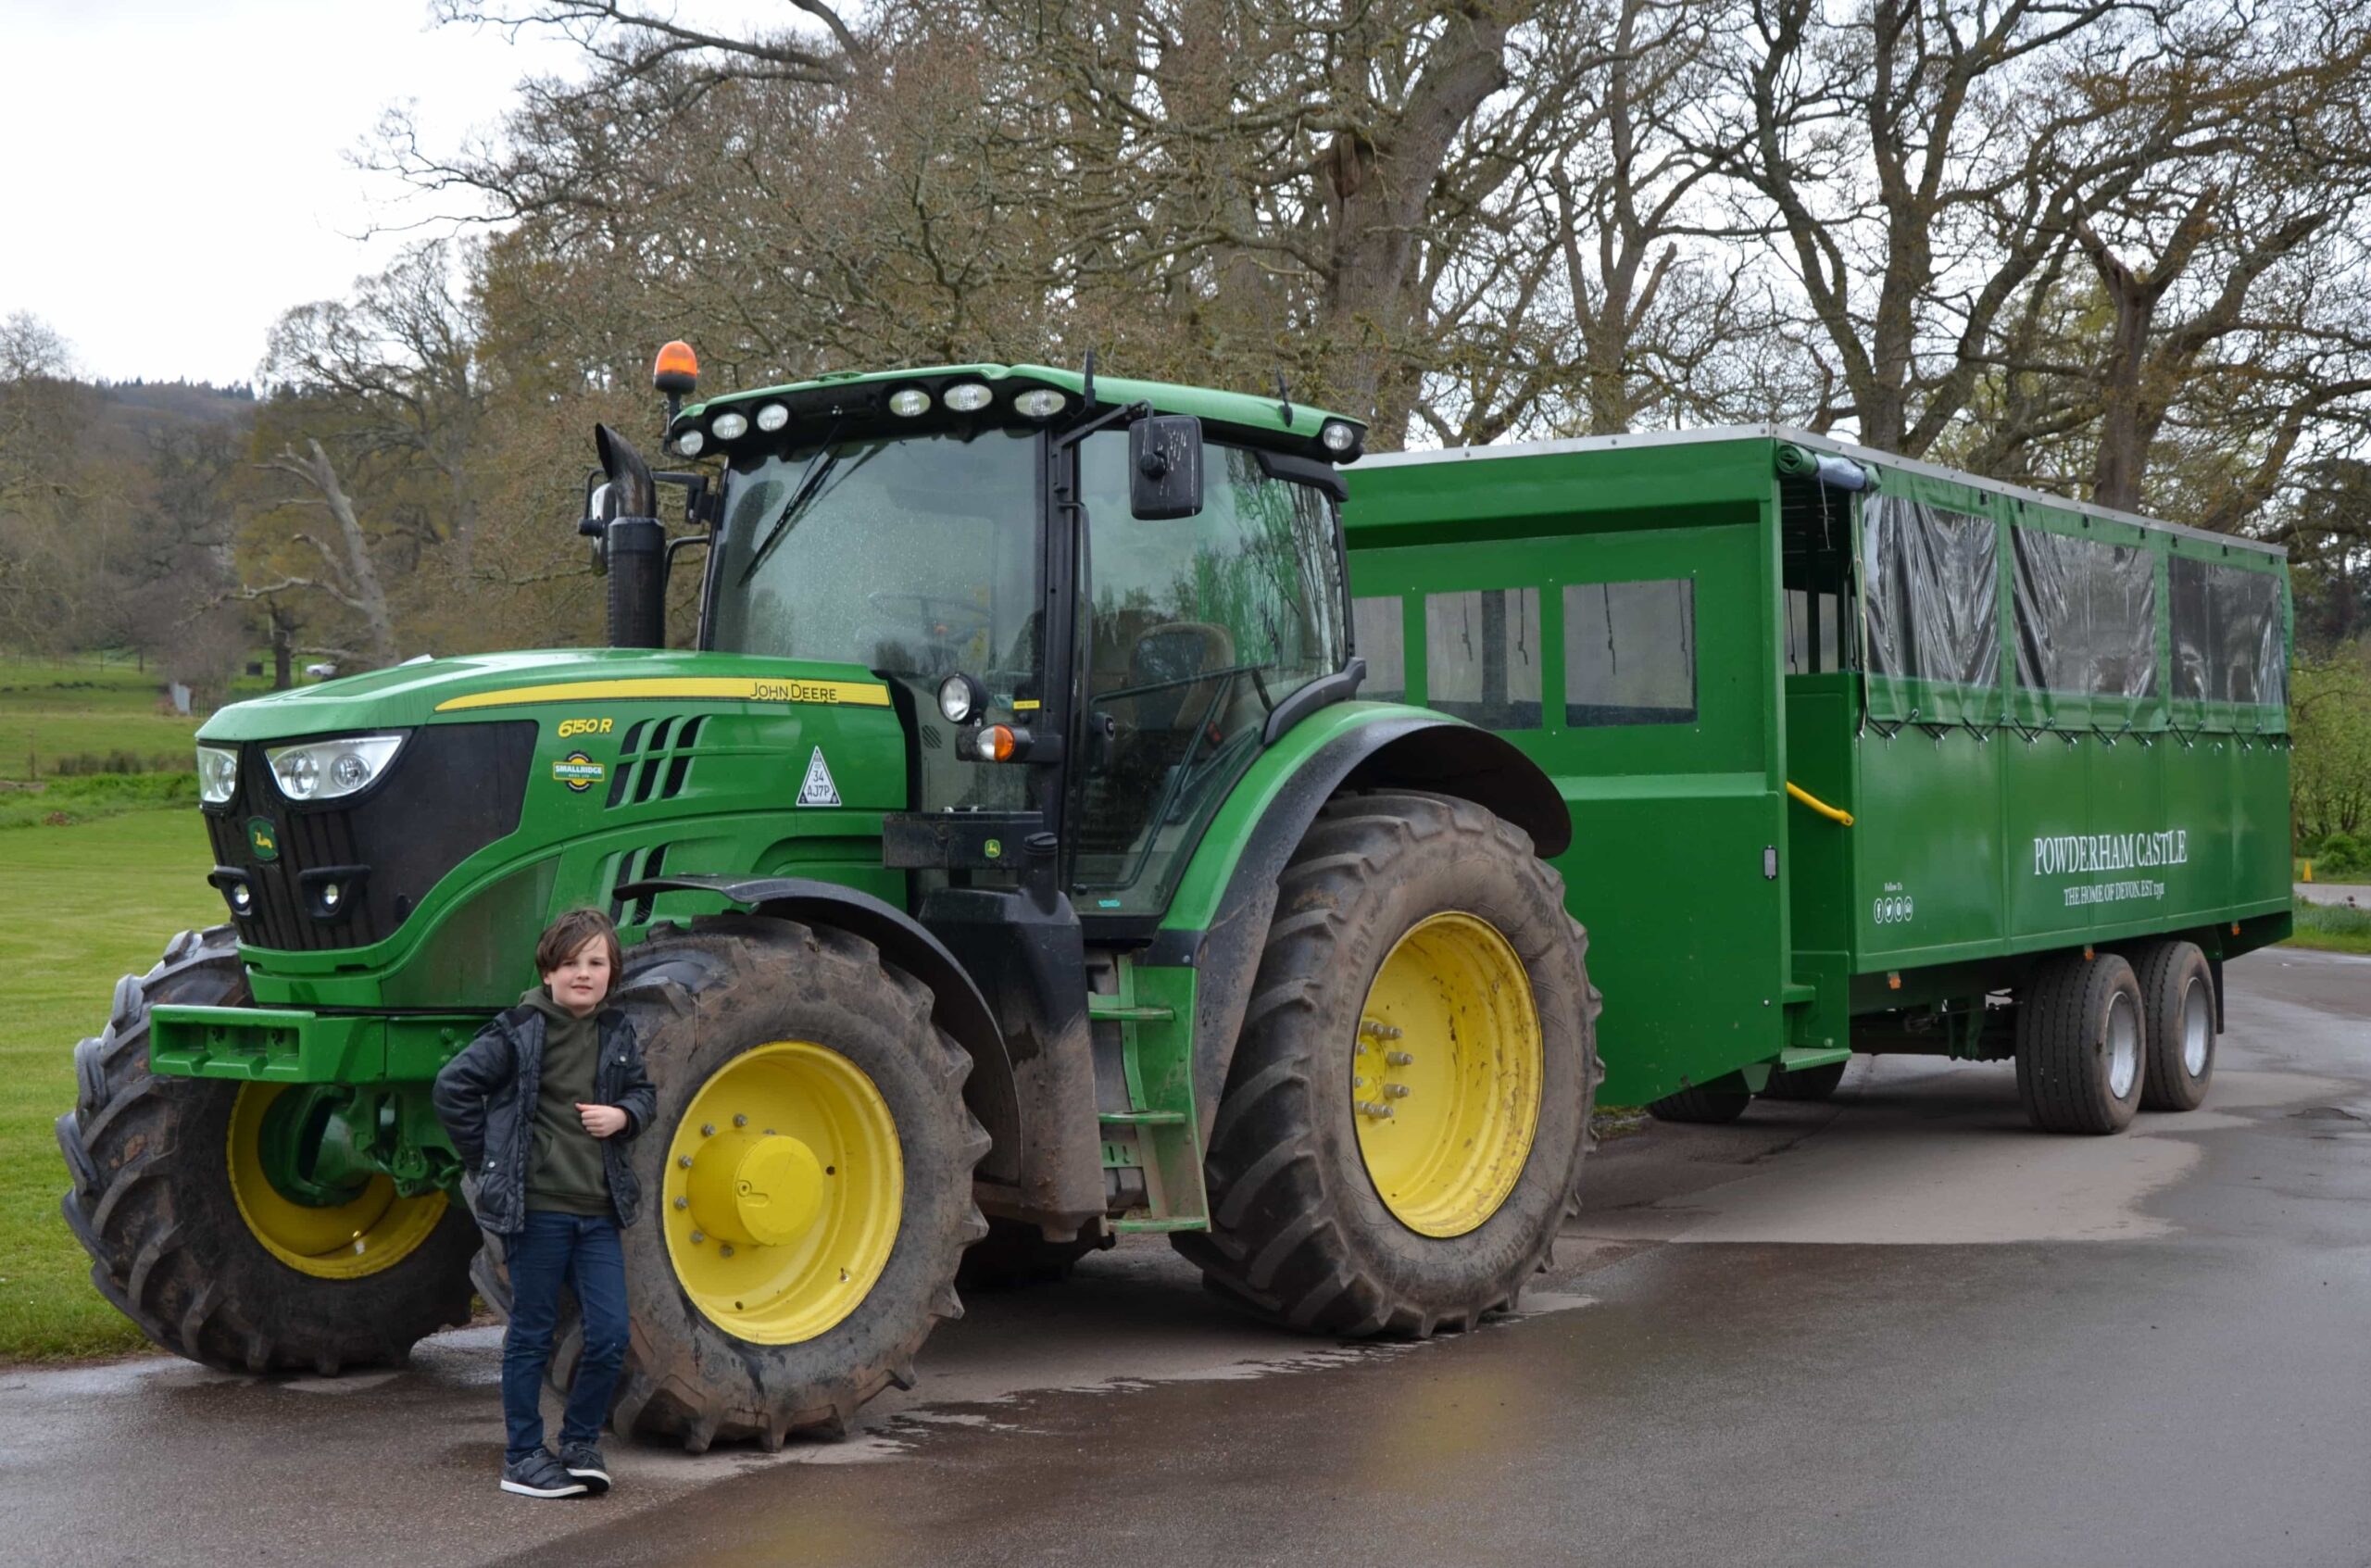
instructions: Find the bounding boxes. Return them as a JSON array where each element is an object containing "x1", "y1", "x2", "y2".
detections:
[
  {"x1": 733, "y1": 1114, "x2": 747, "y2": 1128},
  {"x1": 1386, "y1": 1050, "x2": 1414, "y2": 1066},
  {"x1": 1386, "y1": 1084, "x2": 1411, "y2": 1098},
  {"x1": 700, "y1": 1123, "x2": 715, "y2": 1136},
  {"x1": 678, "y1": 1154, "x2": 694, "y2": 1169},
  {"x1": 673, "y1": 1196, "x2": 688, "y2": 1210},
  {"x1": 1353, "y1": 1075, "x2": 1366, "y2": 1088},
  {"x1": 690, "y1": 1230, "x2": 705, "y2": 1244},
  {"x1": 718, "y1": 1244, "x2": 734, "y2": 1258}
]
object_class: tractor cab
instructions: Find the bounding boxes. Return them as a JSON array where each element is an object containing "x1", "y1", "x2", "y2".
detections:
[{"x1": 657, "y1": 365, "x2": 1368, "y2": 928}]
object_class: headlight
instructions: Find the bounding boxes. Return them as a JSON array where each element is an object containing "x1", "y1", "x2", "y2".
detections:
[
  {"x1": 266, "y1": 734, "x2": 406, "y2": 802},
  {"x1": 195, "y1": 745, "x2": 239, "y2": 804},
  {"x1": 943, "y1": 382, "x2": 993, "y2": 412},
  {"x1": 888, "y1": 388, "x2": 932, "y2": 418},
  {"x1": 1013, "y1": 388, "x2": 1068, "y2": 420},
  {"x1": 675, "y1": 428, "x2": 705, "y2": 458},
  {"x1": 710, "y1": 410, "x2": 749, "y2": 441},
  {"x1": 755, "y1": 402, "x2": 790, "y2": 432},
  {"x1": 937, "y1": 672, "x2": 985, "y2": 724},
  {"x1": 1320, "y1": 420, "x2": 1358, "y2": 454}
]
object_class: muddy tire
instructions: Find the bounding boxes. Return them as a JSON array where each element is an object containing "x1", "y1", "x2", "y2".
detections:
[
  {"x1": 477, "y1": 916, "x2": 988, "y2": 1451},
  {"x1": 56, "y1": 927, "x2": 479, "y2": 1374},
  {"x1": 1761, "y1": 1060, "x2": 1849, "y2": 1102},
  {"x1": 2015, "y1": 952, "x2": 2146, "y2": 1135},
  {"x1": 1174, "y1": 791, "x2": 1599, "y2": 1336},
  {"x1": 1647, "y1": 1085, "x2": 1753, "y2": 1123},
  {"x1": 2128, "y1": 940, "x2": 2214, "y2": 1112}
]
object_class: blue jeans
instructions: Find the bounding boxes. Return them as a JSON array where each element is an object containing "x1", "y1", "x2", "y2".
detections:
[{"x1": 502, "y1": 1211, "x2": 630, "y2": 1461}]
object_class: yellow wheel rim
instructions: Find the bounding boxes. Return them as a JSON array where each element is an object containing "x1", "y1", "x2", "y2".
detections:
[
  {"x1": 1351, "y1": 912, "x2": 1544, "y2": 1237},
  {"x1": 227, "y1": 1084, "x2": 447, "y2": 1280},
  {"x1": 662, "y1": 1041, "x2": 903, "y2": 1345}
]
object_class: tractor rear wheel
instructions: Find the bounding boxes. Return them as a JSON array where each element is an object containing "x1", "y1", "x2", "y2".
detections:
[
  {"x1": 56, "y1": 927, "x2": 478, "y2": 1373},
  {"x1": 478, "y1": 915, "x2": 988, "y2": 1450},
  {"x1": 1175, "y1": 791, "x2": 1599, "y2": 1336}
]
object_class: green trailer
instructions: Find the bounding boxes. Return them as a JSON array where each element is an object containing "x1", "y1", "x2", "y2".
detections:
[{"x1": 1343, "y1": 427, "x2": 2292, "y2": 1131}]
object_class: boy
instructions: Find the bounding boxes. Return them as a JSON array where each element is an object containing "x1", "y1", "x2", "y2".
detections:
[{"x1": 433, "y1": 909, "x2": 656, "y2": 1499}]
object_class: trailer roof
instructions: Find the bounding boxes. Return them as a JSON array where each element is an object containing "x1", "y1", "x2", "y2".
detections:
[{"x1": 1359, "y1": 424, "x2": 2287, "y2": 559}]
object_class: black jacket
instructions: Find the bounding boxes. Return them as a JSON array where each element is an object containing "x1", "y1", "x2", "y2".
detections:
[{"x1": 431, "y1": 1001, "x2": 658, "y2": 1235}]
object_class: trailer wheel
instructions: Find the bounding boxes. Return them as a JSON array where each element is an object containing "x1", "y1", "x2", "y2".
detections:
[
  {"x1": 2129, "y1": 940, "x2": 2214, "y2": 1112},
  {"x1": 1175, "y1": 791, "x2": 1599, "y2": 1336},
  {"x1": 1761, "y1": 1060, "x2": 1849, "y2": 1102},
  {"x1": 2014, "y1": 952, "x2": 2146, "y2": 1135},
  {"x1": 56, "y1": 927, "x2": 479, "y2": 1374},
  {"x1": 475, "y1": 915, "x2": 987, "y2": 1451},
  {"x1": 1647, "y1": 1085, "x2": 1753, "y2": 1123}
]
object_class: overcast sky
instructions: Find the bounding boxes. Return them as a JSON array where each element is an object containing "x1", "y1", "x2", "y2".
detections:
[{"x1": 0, "y1": 1, "x2": 592, "y2": 385}]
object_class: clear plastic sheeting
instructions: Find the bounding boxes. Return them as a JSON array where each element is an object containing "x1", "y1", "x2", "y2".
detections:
[
  {"x1": 2012, "y1": 527, "x2": 2157, "y2": 703},
  {"x1": 1426, "y1": 587, "x2": 1542, "y2": 729},
  {"x1": 1351, "y1": 596, "x2": 1406, "y2": 701},
  {"x1": 1861, "y1": 495, "x2": 1999, "y2": 720},
  {"x1": 1564, "y1": 579, "x2": 1696, "y2": 725},
  {"x1": 2170, "y1": 557, "x2": 2288, "y2": 717}
]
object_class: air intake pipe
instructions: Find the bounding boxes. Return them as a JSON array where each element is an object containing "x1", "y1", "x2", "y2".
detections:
[{"x1": 596, "y1": 423, "x2": 666, "y2": 649}]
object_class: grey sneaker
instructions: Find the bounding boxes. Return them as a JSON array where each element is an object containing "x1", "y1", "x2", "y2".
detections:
[
  {"x1": 559, "y1": 1440, "x2": 611, "y2": 1494},
  {"x1": 500, "y1": 1449, "x2": 588, "y2": 1499}
]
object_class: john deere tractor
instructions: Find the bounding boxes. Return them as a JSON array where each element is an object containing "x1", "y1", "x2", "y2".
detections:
[{"x1": 58, "y1": 357, "x2": 1598, "y2": 1449}]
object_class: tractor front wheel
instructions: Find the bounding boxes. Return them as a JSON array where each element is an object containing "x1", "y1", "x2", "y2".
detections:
[
  {"x1": 1176, "y1": 791, "x2": 1599, "y2": 1336},
  {"x1": 56, "y1": 927, "x2": 478, "y2": 1374}
]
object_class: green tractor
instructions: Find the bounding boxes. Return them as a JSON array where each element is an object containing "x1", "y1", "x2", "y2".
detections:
[{"x1": 57, "y1": 358, "x2": 1598, "y2": 1449}]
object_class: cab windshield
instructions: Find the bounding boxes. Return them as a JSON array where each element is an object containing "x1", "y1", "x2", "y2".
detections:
[{"x1": 707, "y1": 429, "x2": 1043, "y2": 705}]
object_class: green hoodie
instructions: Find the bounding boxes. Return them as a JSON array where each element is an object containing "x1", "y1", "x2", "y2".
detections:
[{"x1": 521, "y1": 986, "x2": 612, "y2": 1218}]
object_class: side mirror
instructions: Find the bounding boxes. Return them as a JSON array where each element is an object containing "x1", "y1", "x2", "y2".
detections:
[{"x1": 1129, "y1": 414, "x2": 1204, "y2": 521}]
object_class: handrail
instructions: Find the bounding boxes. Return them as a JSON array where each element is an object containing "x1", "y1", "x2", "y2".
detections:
[{"x1": 1786, "y1": 782, "x2": 1854, "y2": 826}]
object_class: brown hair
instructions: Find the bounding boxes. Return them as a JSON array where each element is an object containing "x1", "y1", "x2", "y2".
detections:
[{"x1": 535, "y1": 908, "x2": 621, "y2": 997}]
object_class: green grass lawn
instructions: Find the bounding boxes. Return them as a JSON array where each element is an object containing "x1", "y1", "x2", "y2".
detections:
[
  {"x1": 0, "y1": 651, "x2": 290, "y2": 782},
  {"x1": 0, "y1": 809, "x2": 220, "y2": 1361},
  {"x1": 2286, "y1": 900, "x2": 2371, "y2": 955}
]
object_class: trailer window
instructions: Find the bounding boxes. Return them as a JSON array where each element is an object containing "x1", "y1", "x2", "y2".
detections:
[
  {"x1": 1426, "y1": 588, "x2": 1541, "y2": 729},
  {"x1": 1563, "y1": 579, "x2": 1697, "y2": 726},
  {"x1": 2011, "y1": 527, "x2": 2157, "y2": 699},
  {"x1": 1352, "y1": 596, "x2": 1406, "y2": 702},
  {"x1": 2170, "y1": 557, "x2": 2286, "y2": 709},
  {"x1": 1862, "y1": 496, "x2": 1999, "y2": 689}
]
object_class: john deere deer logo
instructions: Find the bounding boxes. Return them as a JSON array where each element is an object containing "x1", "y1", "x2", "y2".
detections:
[{"x1": 245, "y1": 817, "x2": 279, "y2": 861}]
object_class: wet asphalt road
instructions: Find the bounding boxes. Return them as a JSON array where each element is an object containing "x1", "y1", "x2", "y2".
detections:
[{"x1": 5, "y1": 947, "x2": 2367, "y2": 1568}]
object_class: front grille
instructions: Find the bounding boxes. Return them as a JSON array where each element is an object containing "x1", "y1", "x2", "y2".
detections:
[{"x1": 204, "y1": 722, "x2": 536, "y2": 951}]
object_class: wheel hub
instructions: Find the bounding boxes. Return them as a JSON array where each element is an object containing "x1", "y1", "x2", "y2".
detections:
[
  {"x1": 227, "y1": 1083, "x2": 446, "y2": 1279},
  {"x1": 685, "y1": 1129, "x2": 828, "y2": 1247},
  {"x1": 2180, "y1": 976, "x2": 2212, "y2": 1077},
  {"x1": 1350, "y1": 911, "x2": 1544, "y2": 1238},
  {"x1": 662, "y1": 1040, "x2": 903, "y2": 1345},
  {"x1": 2105, "y1": 991, "x2": 2140, "y2": 1100}
]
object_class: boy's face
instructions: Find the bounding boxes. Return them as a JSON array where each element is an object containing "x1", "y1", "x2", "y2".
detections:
[{"x1": 542, "y1": 935, "x2": 613, "y2": 1018}]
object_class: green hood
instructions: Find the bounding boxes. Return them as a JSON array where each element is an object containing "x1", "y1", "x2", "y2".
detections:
[{"x1": 194, "y1": 648, "x2": 893, "y2": 744}]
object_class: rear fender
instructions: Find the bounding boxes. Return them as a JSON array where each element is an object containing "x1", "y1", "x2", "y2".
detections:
[
  {"x1": 1148, "y1": 708, "x2": 1569, "y2": 1148},
  {"x1": 614, "y1": 874, "x2": 1022, "y2": 1185}
]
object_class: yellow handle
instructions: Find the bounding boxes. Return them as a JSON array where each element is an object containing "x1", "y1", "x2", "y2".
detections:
[{"x1": 1787, "y1": 782, "x2": 1854, "y2": 826}]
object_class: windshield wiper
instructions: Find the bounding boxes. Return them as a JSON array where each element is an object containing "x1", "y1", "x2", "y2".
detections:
[{"x1": 736, "y1": 421, "x2": 846, "y2": 587}]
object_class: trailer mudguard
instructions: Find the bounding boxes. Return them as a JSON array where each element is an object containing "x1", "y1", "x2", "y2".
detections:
[
  {"x1": 1145, "y1": 704, "x2": 1570, "y2": 1149},
  {"x1": 611, "y1": 874, "x2": 1022, "y2": 1185}
]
